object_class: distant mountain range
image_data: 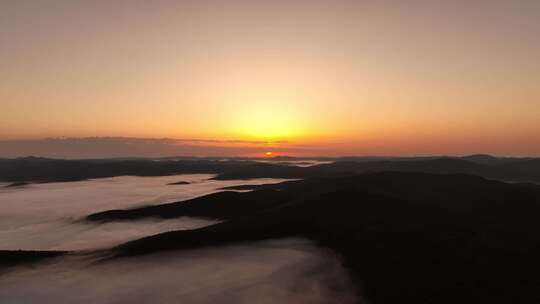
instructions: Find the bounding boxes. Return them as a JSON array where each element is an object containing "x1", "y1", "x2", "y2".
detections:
[{"x1": 1, "y1": 155, "x2": 540, "y2": 184}]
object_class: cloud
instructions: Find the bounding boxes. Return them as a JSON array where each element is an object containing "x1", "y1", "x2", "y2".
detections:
[
  {"x1": 0, "y1": 239, "x2": 358, "y2": 304},
  {"x1": 0, "y1": 137, "x2": 305, "y2": 159},
  {"x1": 0, "y1": 174, "x2": 290, "y2": 251}
]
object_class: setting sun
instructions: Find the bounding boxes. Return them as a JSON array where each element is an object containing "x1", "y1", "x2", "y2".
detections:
[{"x1": 265, "y1": 151, "x2": 273, "y2": 157}]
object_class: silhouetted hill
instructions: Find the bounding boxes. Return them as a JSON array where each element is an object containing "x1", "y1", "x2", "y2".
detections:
[
  {"x1": 87, "y1": 189, "x2": 293, "y2": 222},
  {"x1": 219, "y1": 184, "x2": 273, "y2": 190},
  {"x1": 323, "y1": 158, "x2": 540, "y2": 181},
  {"x1": 103, "y1": 172, "x2": 540, "y2": 304},
  {"x1": 167, "y1": 181, "x2": 190, "y2": 185},
  {"x1": 0, "y1": 250, "x2": 67, "y2": 268},
  {"x1": 2, "y1": 156, "x2": 540, "y2": 184},
  {"x1": 4, "y1": 181, "x2": 31, "y2": 188},
  {"x1": 210, "y1": 158, "x2": 540, "y2": 182},
  {"x1": 500, "y1": 159, "x2": 540, "y2": 175},
  {"x1": 209, "y1": 162, "x2": 312, "y2": 180},
  {"x1": 0, "y1": 158, "x2": 257, "y2": 183},
  {"x1": 460, "y1": 154, "x2": 505, "y2": 165}
]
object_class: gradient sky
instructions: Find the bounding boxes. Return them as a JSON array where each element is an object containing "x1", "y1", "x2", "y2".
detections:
[{"x1": 1, "y1": 0, "x2": 539, "y2": 157}]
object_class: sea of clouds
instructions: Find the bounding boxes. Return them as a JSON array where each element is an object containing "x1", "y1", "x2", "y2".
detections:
[{"x1": 0, "y1": 175, "x2": 358, "y2": 303}]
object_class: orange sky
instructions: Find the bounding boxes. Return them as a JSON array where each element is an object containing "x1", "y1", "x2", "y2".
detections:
[{"x1": 1, "y1": 1, "x2": 539, "y2": 156}]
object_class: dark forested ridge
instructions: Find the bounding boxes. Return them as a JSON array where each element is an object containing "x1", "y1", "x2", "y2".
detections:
[
  {"x1": 0, "y1": 157, "x2": 258, "y2": 183},
  {"x1": 2, "y1": 155, "x2": 540, "y2": 183},
  {"x1": 0, "y1": 250, "x2": 68, "y2": 268},
  {"x1": 102, "y1": 172, "x2": 540, "y2": 304}
]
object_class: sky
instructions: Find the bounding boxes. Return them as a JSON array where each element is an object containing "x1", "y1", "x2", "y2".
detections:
[{"x1": 1, "y1": 0, "x2": 539, "y2": 157}]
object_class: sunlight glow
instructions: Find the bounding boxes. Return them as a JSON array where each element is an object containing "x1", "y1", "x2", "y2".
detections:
[{"x1": 226, "y1": 101, "x2": 307, "y2": 141}]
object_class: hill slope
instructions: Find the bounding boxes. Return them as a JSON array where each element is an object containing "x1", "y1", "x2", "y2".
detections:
[{"x1": 102, "y1": 172, "x2": 540, "y2": 304}]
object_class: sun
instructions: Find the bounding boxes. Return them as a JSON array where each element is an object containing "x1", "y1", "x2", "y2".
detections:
[{"x1": 265, "y1": 151, "x2": 273, "y2": 157}]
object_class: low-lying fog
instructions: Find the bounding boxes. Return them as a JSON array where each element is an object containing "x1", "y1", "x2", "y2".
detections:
[
  {"x1": 0, "y1": 174, "x2": 358, "y2": 303},
  {"x1": 0, "y1": 174, "x2": 290, "y2": 250},
  {"x1": 0, "y1": 239, "x2": 357, "y2": 304}
]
